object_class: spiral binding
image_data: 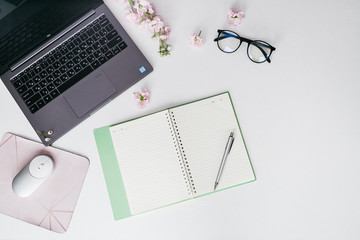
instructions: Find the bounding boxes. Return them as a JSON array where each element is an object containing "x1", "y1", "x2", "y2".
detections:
[{"x1": 166, "y1": 110, "x2": 197, "y2": 196}]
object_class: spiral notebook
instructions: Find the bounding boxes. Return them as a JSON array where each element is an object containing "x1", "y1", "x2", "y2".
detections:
[{"x1": 94, "y1": 92, "x2": 256, "y2": 220}]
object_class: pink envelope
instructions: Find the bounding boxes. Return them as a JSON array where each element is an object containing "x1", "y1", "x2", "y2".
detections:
[{"x1": 0, "y1": 133, "x2": 89, "y2": 233}]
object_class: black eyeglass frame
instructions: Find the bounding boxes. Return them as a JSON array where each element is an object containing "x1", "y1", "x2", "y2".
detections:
[{"x1": 214, "y1": 29, "x2": 276, "y2": 63}]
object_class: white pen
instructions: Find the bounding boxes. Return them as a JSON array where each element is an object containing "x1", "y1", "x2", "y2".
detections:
[{"x1": 214, "y1": 132, "x2": 235, "y2": 191}]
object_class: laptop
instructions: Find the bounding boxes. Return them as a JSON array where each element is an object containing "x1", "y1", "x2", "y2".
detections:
[{"x1": 0, "y1": 0, "x2": 153, "y2": 146}]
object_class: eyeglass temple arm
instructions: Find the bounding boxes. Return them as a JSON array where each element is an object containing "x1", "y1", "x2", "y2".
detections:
[{"x1": 213, "y1": 31, "x2": 241, "y2": 42}]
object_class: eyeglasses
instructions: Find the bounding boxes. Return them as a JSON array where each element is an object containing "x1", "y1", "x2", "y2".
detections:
[{"x1": 214, "y1": 29, "x2": 276, "y2": 63}]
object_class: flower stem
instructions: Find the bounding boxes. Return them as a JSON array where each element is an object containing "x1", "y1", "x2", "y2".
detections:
[
  {"x1": 198, "y1": 30, "x2": 202, "y2": 36},
  {"x1": 128, "y1": 0, "x2": 135, "y2": 11}
]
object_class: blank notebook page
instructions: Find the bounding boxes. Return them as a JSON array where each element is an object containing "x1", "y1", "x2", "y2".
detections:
[
  {"x1": 110, "y1": 110, "x2": 191, "y2": 215},
  {"x1": 171, "y1": 93, "x2": 255, "y2": 196}
]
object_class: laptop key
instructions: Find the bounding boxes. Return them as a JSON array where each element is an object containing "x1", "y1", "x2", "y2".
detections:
[
  {"x1": 94, "y1": 50, "x2": 102, "y2": 58},
  {"x1": 26, "y1": 80, "x2": 35, "y2": 88},
  {"x1": 73, "y1": 37, "x2": 81, "y2": 45},
  {"x1": 53, "y1": 61, "x2": 61, "y2": 69},
  {"x1": 86, "y1": 47, "x2": 95, "y2": 55},
  {"x1": 91, "y1": 60, "x2": 100, "y2": 69},
  {"x1": 40, "y1": 71, "x2": 48, "y2": 78},
  {"x1": 66, "y1": 61, "x2": 75, "y2": 69},
  {"x1": 40, "y1": 89, "x2": 49, "y2": 96},
  {"x1": 22, "y1": 89, "x2": 34, "y2": 100},
  {"x1": 20, "y1": 75, "x2": 29, "y2": 83},
  {"x1": 11, "y1": 76, "x2": 18, "y2": 83},
  {"x1": 100, "y1": 18, "x2": 109, "y2": 27},
  {"x1": 54, "y1": 52, "x2": 62, "y2": 60},
  {"x1": 34, "y1": 65, "x2": 41, "y2": 74},
  {"x1": 46, "y1": 66, "x2": 55, "y2": 74},
  {"x1": 37, "y1": 99, "x2": 45, "y2": 108},
  {"x1": 47, "y1": 83, "x2": 55, "y2": 91},
  {"x1": 86, "y1": 38, "x2": 94, "y2": 46},
  {"x1": 60, "y1": 47, "x2": 68, "y2": 55},
  {"x1": 53, "y1": 70, "x2": 61, "y2": 78},
  {"x1": 40, "y1": 61, "x2": 48, "y2": 69},
  {"x1": 100, "y1": 45, "x2": 108, "y2": 54},
  {"x1": 60, "y1": 74, "x2": 69, "y2": 82},
  {"x1": 93, "y1": 42, "x2": 101, "y2": 50},
  {"x1": 50, "y1": 89, "x2": 60, "y2": 98},
  {"x1": 34, "y1": 75, "x2": 41, "y2": 83},
  {"x1": 99, "y1": 29, "x2": 107, "y2": 37},
  {"x1": 92, "y1": 33, "x2": 101, "y2": 41},
  {"x1": 66, "y1": 52, "x2": 75, "y2": 59},
  {"x1": 87, "y1": 54, "x2": 95, "y2": 63},
  {"x1": 54, "y1": 79, "x2": 62, "y2": 87},
  {"x1": 59, "y1": 65, "x2": 68, "y2": 73},
  {"x1": 25, "y1": 93, "x2": 41, "y2": 106},
  {"x1": 119, "y1": 41, "x2": 127, "y2": 50},
  {"x1": 39, "y1": 80, "x2": 48, "y2": 87},
  {"x1": 59, "y1": 56, "x2": 68, "y2": 64},
  {"x1": 18, "y1": 85, "x2": 28, "y2": 94},
  {"x1": 73, "y1": 64, "x2": 82, "y2": 72},
  {"x1": 32, "y1": 84, "x2": 41, "y2": 92},
  {"x1": 79, "y1": 51, "x2": 88, "y2": 59},
  {"x1": 99, "y1": 37, "x2": 108, "y2": 45},
  {"x1": 87, "y1": 28, "x2": 95, "y2": 36},
  {"x1": 112, "y1": 46, "x2": 120, "y2": 54},
  {"x1": 47, "y1": 56, "x2": 55, "y2": 64},
  {"x1": 98, "y1": 56, "x2": 107, "y2": 64},
  {"x1": 46, "y1": 75, "x2": 54, "y2": 83},
  {"x1": 80, "y1": 33, "x2": 88, "y2": 41},
  {"x1": 105, "y1": 51, "x2": 113, "y2": 59},
  {"x1": 105, "y1": 24, "x2": 114, "y2": 32},
  {"x1": 73, "y1": 56, "x2": 81, "y2": 64},
  {"x1": 43, "y1": 94, "x2": 52, "y2": 104},
  {"x1": 67, "y1": 42, "x2": 75, "y2": 50},
  {"x1": 67, "y1": 69, "x2": 75, "y2": 77},
  {"x1": 79, "y1": 42, "x2": 88, "y2": 51},
  {"x1": 72, "y1": 47, "x2": 81, "y2": 55},
  {"x1": 29, "y1": 104, "x2": 39, "y2": 114},
  {"x1": 93, "y1": 24, "x2": 101, "y2": 32},
  {"x1": 107, "y1": 36, "x2": 122, "y2": 49},
  {"x1": 106, "y1": 30, "x2": 118, "y2": 41}
]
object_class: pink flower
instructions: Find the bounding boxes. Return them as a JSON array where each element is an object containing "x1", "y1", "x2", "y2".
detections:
[
  {"x1": 133, "y1": 88, "x2": 150, "y2": 109},
  {"x1": 125, "y1": 8, "x2": 142, "y2": 24},
  {"x1": 159, "y1": 25, "x2": 170, "y2": 40},
  {"x1": 134, "y1": 0, "x2": 156, "y2": 16},
  {"x1": 149, "y1": 16, "x2": 164, "y2": 33},
  {"x1": 190, "y1": 31, "x2": 204, "y2": 48},
  {"x1": 227, "y1": 8, "x2": 245, "y2": 26}
]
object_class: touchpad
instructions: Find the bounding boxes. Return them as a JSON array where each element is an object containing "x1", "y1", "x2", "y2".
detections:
[{"x1": 64, "y1": 71, "x2": 116, "y2": 118}]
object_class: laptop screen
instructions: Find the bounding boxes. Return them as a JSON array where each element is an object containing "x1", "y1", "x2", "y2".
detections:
[{"x1": 0, "y1": 0, "x2": 102, "y2": 75}]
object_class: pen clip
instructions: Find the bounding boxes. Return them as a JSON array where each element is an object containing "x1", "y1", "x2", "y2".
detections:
[{"x1": 228, "y1": 136, "x2": 234, "y2": 152}]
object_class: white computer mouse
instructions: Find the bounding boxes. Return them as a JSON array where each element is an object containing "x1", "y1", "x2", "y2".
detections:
[{"x1": 12, "y1": 155, "x2": 54, "y2": 197}]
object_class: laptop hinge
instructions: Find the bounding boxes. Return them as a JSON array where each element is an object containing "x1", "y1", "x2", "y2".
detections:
[{"x1": 10, "y1": 10, "x2": 96, "y2": 72}]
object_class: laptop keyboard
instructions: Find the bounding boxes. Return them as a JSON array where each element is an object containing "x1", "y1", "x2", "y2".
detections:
[{"x1": 10, "y1": 14, "x2": 127, "y2": 114}]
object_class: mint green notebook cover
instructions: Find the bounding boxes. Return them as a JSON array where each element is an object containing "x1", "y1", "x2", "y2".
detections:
[{"x1": 93, "y1": 92, "x2": 256, "y2": 220}]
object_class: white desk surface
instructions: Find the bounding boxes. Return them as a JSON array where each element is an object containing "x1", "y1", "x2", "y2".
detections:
[{"x1": 1, "y1": 0, "x2": 360, "y2": 239}]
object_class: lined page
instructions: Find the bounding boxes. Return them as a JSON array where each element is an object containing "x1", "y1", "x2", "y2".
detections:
[
  {"x1": 171, "y1": 93, "x2": 255, "y2": 196},
  {"x1": 110, "y1": 110, "x2": 191, "y2": 215}
]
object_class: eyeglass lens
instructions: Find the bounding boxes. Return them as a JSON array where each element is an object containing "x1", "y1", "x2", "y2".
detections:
[
  {"x1": 217, "y1": 31, "x2": 241, "y2": 53},
  {"x1": 248, "y1": 41, "x2": 272, "y2": 63}
]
